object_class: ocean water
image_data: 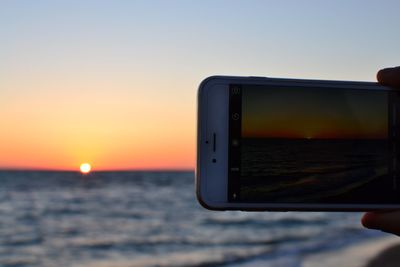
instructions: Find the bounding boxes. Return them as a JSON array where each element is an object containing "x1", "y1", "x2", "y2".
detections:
[
  {"x1": 240, "y1": 139, "x2": 392, "y2": 203},
  {"x1": 0, "y1": 171, "x2": 386, "y2": 267}
]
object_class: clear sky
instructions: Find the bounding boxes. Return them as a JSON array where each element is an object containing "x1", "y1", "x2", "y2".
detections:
[{"x1": 1, "y1": 1, "x2": 400, "y2": 170}]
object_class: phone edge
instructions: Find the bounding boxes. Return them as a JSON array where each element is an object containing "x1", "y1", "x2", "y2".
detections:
[{"x1": 196, "y1": 75, "x2": 399, "y2": 211}]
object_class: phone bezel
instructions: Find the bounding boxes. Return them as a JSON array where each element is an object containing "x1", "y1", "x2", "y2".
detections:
[{"x1": 196, "y1": 75, "x2": 399, "y2": 211}]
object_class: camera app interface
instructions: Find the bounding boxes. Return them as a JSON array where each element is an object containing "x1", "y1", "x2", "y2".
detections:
[{"x1": 228, "y1": 84, "x2": 399, "y2": 203}]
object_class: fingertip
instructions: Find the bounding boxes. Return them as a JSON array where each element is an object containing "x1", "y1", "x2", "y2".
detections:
[
  {"x1": 376, "y1": 68, "x2": 391, "y2": 84},
  {"x1": 361, "y1": 211, "x2": 400, "y2": 236},
  {"x1": 361, "y1": 212, "x2": 378, "y2": 229},
  {"x1": 376, "y1": 69, "x2": 387, "y2": 84},
  {"x1": 376, "y1": 66, "x2": 400, "y2": 87}
]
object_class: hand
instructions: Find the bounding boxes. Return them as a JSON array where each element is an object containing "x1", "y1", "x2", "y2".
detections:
[
  {"x1": 361, "y1": 66, "x2": 400, "y2": 235},
  {"x1": 376, "y1": 66, "x2": 400, "y2": 87}
]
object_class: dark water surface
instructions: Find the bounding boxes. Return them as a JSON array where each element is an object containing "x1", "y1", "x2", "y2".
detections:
[
  {"x1": 241, "y1": 139, "x2": 393, "y2": 203},
  {"x1": 0, "y1": 171, "x2": 386, "y2": 267}
]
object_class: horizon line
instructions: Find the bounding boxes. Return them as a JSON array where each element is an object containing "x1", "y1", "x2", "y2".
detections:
[{"x1": 0, "y1": 167, "x2": 195, "y2": 172}]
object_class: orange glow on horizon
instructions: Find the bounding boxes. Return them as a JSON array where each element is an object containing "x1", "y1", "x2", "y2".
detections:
[
  {"x1": 242, "y1": 129, "x2": 388, "y2": 139},
  {"x1": 0, "y1": 80, "x2": 196, "y2": 171}
]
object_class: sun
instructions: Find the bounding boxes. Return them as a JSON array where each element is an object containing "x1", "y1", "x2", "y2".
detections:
[{"x1": 80, "y1": 163, "x2": 92, "y2": 174}]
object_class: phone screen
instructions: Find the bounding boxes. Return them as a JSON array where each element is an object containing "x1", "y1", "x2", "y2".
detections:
[{"x1": 228, "y1": 84, "x2": 400, "y2": 204}]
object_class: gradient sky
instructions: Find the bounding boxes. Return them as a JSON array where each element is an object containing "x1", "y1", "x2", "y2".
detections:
[
  {"x1": 242, "y1": 86, "x2": 388, "y2": 139},
  {"x1": 1, "y1": 1, "x2": 400, "y2": 170}
]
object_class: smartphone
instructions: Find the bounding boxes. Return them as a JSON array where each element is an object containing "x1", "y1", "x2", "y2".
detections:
[{"x1": 196, "y1": 76, "x2": 400, "y2": 211}]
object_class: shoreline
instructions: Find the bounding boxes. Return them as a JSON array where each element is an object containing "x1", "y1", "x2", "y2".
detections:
[{"x1": 303, "y1": 235, "x2": 400, "y2": 267}]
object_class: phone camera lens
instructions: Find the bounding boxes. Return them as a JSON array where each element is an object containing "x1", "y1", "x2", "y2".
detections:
[{"x1": 232, "y1": 113, "x2": 240, "y2": 120}]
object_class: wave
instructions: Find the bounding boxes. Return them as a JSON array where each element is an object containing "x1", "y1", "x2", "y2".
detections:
[
  {"x1": 202, "y1": 217, "x2": 327, "y2": 227},
  {"x1": 2, "y1": 235, "x2": 43, "y2": 246},
  {"x1": 71, "y1": 246, "x2": 272, "y2": 267},
  {"x1": 67, "y1": 233, "x2": 308, "y2": 250}
]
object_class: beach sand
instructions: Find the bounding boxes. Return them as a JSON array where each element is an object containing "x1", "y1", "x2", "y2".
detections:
[{"x1": 303, "y1": 235, "x2": 400, "y2": 267}]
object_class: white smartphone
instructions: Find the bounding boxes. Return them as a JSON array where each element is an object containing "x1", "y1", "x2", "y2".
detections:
[{"x1": 196, "y1": 76, "x2": 400, "y2": 211}]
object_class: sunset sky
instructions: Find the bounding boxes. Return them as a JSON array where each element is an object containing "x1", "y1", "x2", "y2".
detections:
[
  {"x1": 242, "y1": 86, "x2": 388, "y2": 139},
  {"x1": 1, "y1": 1, "x2": 400, "y2": 170}
]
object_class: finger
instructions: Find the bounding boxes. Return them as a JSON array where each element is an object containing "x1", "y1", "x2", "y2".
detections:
[
  {"x1": 362, "y1": 211, "x2": 400, "y2": 236},
  {"x1": 377, "y1": 67, "x2": 400, "y2": 88}
]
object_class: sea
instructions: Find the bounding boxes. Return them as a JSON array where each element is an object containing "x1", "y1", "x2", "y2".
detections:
[
  {"x1": 0, "y1": 171, "x2": 387, "y2": 267},
  {"x1": 240, "y1": 139, "x2": 391, "y2": 203}
]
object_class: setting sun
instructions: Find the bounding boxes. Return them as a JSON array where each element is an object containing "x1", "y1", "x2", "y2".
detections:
[{"x1": 80, "y1": 163, "x2": 92, "y2": 174}]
